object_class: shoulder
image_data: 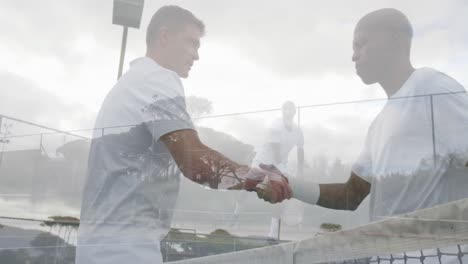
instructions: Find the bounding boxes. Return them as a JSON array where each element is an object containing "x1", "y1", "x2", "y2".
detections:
[
  {"x1": 293, "y1": 123, "x2": 303, "y2": 133},
  {"x1": 411, "y1": 68, "x2": 465, "y2": 95},
  {"x1": 95, "y1": 58, "x2": 185, "y2": 126},
  {"x1": 138, "y1": 58, "x2": 181, "y2": 90},
  {"x1": 113, "y1": 58, "x2": 184, "y2": 104},
  {"x1": 268, "y1": 118, "x2": 283, "y2": 132}
]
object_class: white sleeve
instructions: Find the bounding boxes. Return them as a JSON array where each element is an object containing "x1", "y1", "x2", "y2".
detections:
[
  {"x1": 139, "y1": 73, "x2": 195, "y2": 141},
  {"x1": 432, "y1": 90, "x2": 468, "y2": 159},
  {"x1": 351, "y1": 126, "x2": 373, "y2": 183}
]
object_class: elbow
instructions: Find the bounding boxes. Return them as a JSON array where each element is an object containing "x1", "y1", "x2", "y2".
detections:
[
  {"x1": 347, "y1": 201, "x2": 361, "y2": 211},
  {"x1": 347, "y1": 193, "x2": 367, "y2": 211}
]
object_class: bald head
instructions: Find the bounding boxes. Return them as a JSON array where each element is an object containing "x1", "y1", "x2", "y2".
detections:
[
  {"x1": 356, "y1": 8, "x2": 413, "y2": 40},
  {"x1": 352, "y1": 9, "x2": 414, "y2": 86}
]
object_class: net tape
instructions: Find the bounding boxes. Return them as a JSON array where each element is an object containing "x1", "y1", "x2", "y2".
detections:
[{"x1": 171, "y1": 198, "x2": 468, "y2": 264}]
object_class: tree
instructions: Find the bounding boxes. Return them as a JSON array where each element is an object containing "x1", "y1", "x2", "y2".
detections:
[
  {"x1": 186, "y1": 96, "x2": 213, "y2": 118},
  {"x1": 0, "y1": 249, "x2": 29, "y2": 264},
  {"x1": 320, "y1": 222, "x2": 342, "y2": 232},
  {"x1": 0, "y1": 123, "x2": 12, "y2": 166},
  {"x1": 196, "y1": 126, "x2": 256, "y2": 188},
  {"x1": 161, "y1": 228, "x2": 267, "y2": 261},
  {"x1": 41, "y1": 216, "x2": 79, "y2": 245},
  {"x1": 197, "y1": 127, "x2": 255, "y2": 165},
  {"x1": 40, "y1": 216, "x2": 79, "y2": 264},
  {"x1": 56, "y1": 140, "x2": 90, "y2": 161},
  {"x1": 29, "y1": 231, "x2": 76, "y2": 264}
]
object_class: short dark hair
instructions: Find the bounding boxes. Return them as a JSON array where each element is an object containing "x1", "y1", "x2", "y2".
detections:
[{"x1": 146, "y1": 5, "x2": 205, "y2": 47}]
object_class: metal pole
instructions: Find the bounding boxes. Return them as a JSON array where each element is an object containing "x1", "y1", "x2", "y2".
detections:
[
  {"x1": 297, "y1": 107, "x2": 301, "y2": 128},
  {"x1": 117, "y1": 26, "x2": 128, "y2": 79},
  {"x1": 0, "y1": 116, "x2": 3, "y2": 167},
  {"x1": 277, "y1": 218, "x2": 281, "y2": 242},
  {"x1": 39, "y1": 134, "x2": 43, "y2": 151},
  {"x1": 430, "y1": 95, "x2": 437, "y2": 165}
]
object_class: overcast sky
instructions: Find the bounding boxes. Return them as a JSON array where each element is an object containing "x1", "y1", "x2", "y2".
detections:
[
  {"x1": 0, "y1": 0, "x2": 467, "y2": 160},
  {"x1": 0, "y1": 0, "x2": 466, "y2": 124},
  {"x1": 1, "y1": 0, "x2": 468, "y2": 238}
]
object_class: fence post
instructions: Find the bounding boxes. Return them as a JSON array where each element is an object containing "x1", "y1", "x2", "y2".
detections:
[
  {"x1": 39, "y1": 134, "x2": 43, "y2": 151},
  {"x1": 297, "y1": 107, "x2": 301, "y2": 129},
  {"x1": 429, "y1": 95, "x2": 437, "y2": 165}
]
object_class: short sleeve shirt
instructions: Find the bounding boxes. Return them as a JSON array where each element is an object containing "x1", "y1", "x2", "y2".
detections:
[
  {"x1": 352, "y1": 68, "x2": 468, "y2": 221},
  {"x1": 254, "y1": 119, "x2": 304, "y2": 173},
  {"x1": 76, "y1": 57, "x2": 194, "y2": 264}
]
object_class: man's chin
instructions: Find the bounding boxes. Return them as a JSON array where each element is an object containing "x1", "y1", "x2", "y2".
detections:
[
  {"x1": 358, "y1": 75, "x2": 376, "y2": 85},
  {"x1": 177, "y1": 71, "x2": 189, "y2": 78}
]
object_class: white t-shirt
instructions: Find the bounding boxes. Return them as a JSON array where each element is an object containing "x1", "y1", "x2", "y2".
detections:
[
  {"x1": 253, "y1": 119, "x2": 304, "y2": 173},
  {"x1": 75, "y1": 57, "x2": 194, "y2": 264},
  {"x1": 352, "y1": 68, "x2": 468, "y2": 263}
]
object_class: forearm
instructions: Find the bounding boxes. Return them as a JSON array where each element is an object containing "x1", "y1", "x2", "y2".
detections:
[
  {"x1": 180, "y1": 144, "x2": 249, "y2": 189},
  {"x1": 162, "y1": 130, "x2": 289, "y2": 199},
  {"x1": 289, "y1": 173, "x2": 370, "y2": 211},
  {"x1": 317, "y1": 183, "x2": 361, "y2": 210},
  {"x1": 162, "y1": 130, "x2": 248, "y2": 189},
  {"x1": 318, "y1": 174, "x2": 370, "y2": 210}
]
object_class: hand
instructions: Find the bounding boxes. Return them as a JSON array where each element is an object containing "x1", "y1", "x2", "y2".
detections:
[
  {"x1": 245, "y1": 165, "x2": 292, "y2": 204},
  {"x1": 255, "y1": 175, "x2": 292, "y2": 203},
  {"x1": 259, "y1": 163, "x2": 284, "y2": 176}
]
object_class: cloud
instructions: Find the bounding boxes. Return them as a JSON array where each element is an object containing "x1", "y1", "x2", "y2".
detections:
[
  {"x1": 0, "y1": 71, "x2": 94, "y2": 133},
  {"x1": 172, "y1": 0, "x2": 468, "y2": 78},
  {"x1": 0, "y1": 0, "x2": 467, "y2": 130},
  {"x1": 2, "y1": 0, "x2": 467, "y2": 82}
]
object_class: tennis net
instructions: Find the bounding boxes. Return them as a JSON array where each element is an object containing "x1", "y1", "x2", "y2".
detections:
[{"x1": 170, "y1": 197, "x2": 468, "y2": 264}]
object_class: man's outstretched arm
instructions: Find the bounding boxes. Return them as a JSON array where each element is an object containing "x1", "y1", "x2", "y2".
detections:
[
  {"x1": 160, "y1": 129, "x2": 292, "y2": 202},
  {"x1": 316, "y1": 172, "x2": 370, "y2": 210},
  {"x1": 260, "y1": 164, "x2": 370, "y2": 211}
]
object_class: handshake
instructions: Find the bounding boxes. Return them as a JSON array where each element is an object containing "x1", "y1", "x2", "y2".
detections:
[{"x1": 229, "y1": 164, "x2": 293, "y2": 204}]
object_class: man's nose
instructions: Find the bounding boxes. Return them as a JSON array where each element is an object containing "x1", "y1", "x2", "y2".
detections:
[
  {"x1": 193, "y1": 50, "x2": 199, "y2": 61},
  {"x1": 352, "y1": 51, "x2": 358, "y2": 62}
]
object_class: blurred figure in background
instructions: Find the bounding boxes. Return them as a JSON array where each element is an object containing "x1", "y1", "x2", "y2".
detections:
[{"x1": 234, "y1": 101, "x2": 304, "y2": 241}]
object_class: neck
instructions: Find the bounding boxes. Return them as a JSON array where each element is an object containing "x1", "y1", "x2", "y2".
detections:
[
  {"x1": 379, "y1": 61, "x2": 415, "y2": 97},
  {"x1": 146, "y1": 49, "x2": 170, "y2": 70},
  {"x1": 283, "y1": 120, "x2": 293, "y2": 130}
]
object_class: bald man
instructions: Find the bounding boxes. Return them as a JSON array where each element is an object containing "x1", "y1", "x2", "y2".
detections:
[{"x1": 262, "y1": 8, "x2": 468, "y2": 263}]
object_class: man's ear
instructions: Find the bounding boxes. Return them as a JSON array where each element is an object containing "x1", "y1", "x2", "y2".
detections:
[
  {"x1": 386, "y1": 32, "x2": 399, "y2": 51},
  {"x1": 158, "y1": 26, "x2": 170, "y2": 47},
  {"x1": 390, "y1": 31, "x2": 410, "y2": 54}
]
